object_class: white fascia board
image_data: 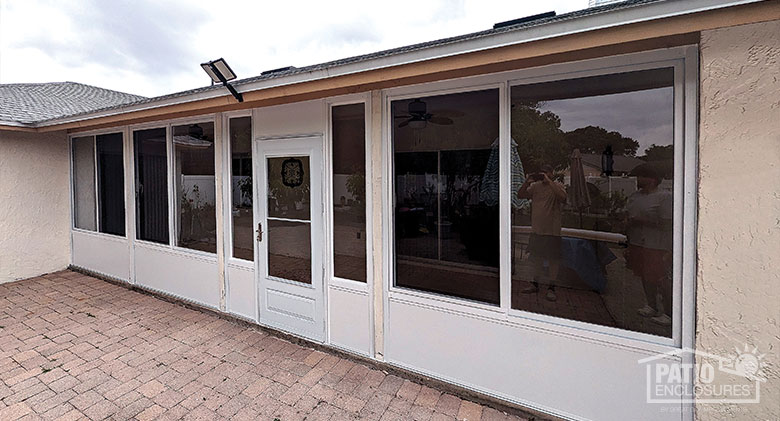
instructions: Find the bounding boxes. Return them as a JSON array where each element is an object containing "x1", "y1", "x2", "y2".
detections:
[{"x1": 37, "y1": 0, "x2": 761, "y2": 129}]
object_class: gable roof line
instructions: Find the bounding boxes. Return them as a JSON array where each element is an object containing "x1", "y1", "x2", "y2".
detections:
[
  {"x1": 13, "y1": 0, "x2": 770, "y2": 129},
  {"x1": 0, "y1": 81, "x2": 146, "y2": 126}
]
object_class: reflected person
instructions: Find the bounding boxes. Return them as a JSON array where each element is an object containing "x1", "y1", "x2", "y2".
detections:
[
  {"x1": 517, "y1": 164, "x2": 567, "y2": 301},
  {"x1": 625, "y1": 164, "x2": 673, "y2": 326}
]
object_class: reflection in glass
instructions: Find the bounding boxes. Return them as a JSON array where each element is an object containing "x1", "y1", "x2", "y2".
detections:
[
  {"x1": 230, "y1": 117, "x2": 253, "y2": 261},
  {"x1": 267, "y1": 157, "x2": 310, "y2": 220},
  {"x1": 173, "y1": 123, "x2": 216, "y2": 253},
  {"x1": 267, "y1": 220, "x2": 312, "y2": 284},
  {"x1": 392, "y1": 89, "x2": 500, "y2": 304},
  {"x1": 510, "y1": 68, "x2": 675, "y2": 337},
  {"x1": 96, "y1": 133, "x2": 125, "y2": 236},
  {"x1": 72, "y1": 136, "x2": 96, "y2": 231},
  {"x1": 332, "y1": 104, "x2": 367, "y2": 282},
  {"x1": 134, "y1": 128, "x2": 169, "y2": 244}
]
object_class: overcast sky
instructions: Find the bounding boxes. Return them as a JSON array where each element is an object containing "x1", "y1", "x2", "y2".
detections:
[{"x1": 0, "y1": 0, "x2": 586, "y2": 98}]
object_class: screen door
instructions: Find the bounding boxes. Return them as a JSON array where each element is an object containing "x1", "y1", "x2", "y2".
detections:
[{"x1": 254, "y1": 136, "x2": 325, "y2": 342}]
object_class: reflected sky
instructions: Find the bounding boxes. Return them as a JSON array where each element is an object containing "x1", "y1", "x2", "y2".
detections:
[{"x1": 540, "y1": 87, "x2": 674, "y2": 154}]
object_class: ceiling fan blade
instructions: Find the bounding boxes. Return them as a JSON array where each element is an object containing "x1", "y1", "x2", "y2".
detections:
[
  {"x1": 429, "y1": 116, "x2": 454, "y2": 125},
  {"x1": 398, "y1": 119, "x2": 410, "y2": 127},
  {"x1": 394, "y1": 114, "x2": 412, "y2": 119}
]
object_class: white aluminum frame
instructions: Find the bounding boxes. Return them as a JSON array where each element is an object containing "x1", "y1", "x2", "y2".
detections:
[
  {"x1": 381, "y1": 45, "x2": 698, "y2": 353},
  {"x1": 221, "y1": 110, "x2": 255, "y2": 268},
  {"x1": 252, "y1": 134, "x2": 327, "y2": 342},
  {"x1": 325, "y1": 93, "x2": 375, "y2": 356},
  {"x1": 127, "y1": 115, "x2": 220, "y2": 259},
  {"x1": 68, "y1": 129, "x2": 128, "y2": 240},
  {"x1": 220, "y1": 111, "x2": 255, "y2": 318}
]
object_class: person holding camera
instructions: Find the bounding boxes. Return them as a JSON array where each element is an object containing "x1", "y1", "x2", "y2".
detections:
[{"x1": 517, "y1": 164, "x2": 567, "y2": 301}]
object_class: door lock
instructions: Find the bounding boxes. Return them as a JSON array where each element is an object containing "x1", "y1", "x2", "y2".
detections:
[{"x1": 256, "y1": 222, "x2": 263, "y2": 242}]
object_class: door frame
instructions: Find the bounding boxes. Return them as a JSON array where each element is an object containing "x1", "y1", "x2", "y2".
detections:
[{"x1": 253, "y1": 134, "x2": 327, "y2": 342}]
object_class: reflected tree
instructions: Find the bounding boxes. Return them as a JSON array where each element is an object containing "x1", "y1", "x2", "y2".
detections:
[{"x1": 563, "y1": 126, "x2": 639, "y2": 156}]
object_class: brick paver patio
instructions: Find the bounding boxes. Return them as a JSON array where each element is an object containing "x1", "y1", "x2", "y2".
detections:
[{"x1": 0, "y1": 270, "x2": 531, "y2": 421}]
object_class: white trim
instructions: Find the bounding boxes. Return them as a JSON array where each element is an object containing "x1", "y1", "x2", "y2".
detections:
[
  {"x1": 40, "y1": 0, "x2": 755, "y2": 129},
  {"x1": 134, "y1": 239, "x2": 218, "y2": 263},
  {"x1": 124, "y1": 124, "x2": 136, "y2": 284},
  {"x1": 70, "y1": 228, "x2": 127, "y2": 243},
  {"x1": 256, "y1": 132, "x2": 323, "y2": 141},
  {"x1": 221, "y1": 109, "x2": 255, "y2": 327}
]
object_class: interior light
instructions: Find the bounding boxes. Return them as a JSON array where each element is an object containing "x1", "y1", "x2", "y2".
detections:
[{"x1": 408, "y1": 119, "x2": 427, "y2": 130}]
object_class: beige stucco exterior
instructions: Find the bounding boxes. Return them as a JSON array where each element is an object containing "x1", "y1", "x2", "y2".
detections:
[
  {"x1": 696, "y1": 19, "x2": 780, "y2": 420},
  {"x1": 0, "y1": 130, "x2": 71, "y2": 283}
]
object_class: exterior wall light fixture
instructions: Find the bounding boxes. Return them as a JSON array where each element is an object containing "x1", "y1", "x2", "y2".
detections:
[{"x1": 200, "y1": 58, "x2": 243, "y2": 102}]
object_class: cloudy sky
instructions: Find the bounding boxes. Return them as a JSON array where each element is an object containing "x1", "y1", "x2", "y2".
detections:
[{"x1": 0, "y1": 0, "x2": 586, "y2": 98}]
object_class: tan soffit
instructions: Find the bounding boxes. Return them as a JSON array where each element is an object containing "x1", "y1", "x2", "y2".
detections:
[{"x1": 30, "y1": 0, "x2": 780, "y2": 134}]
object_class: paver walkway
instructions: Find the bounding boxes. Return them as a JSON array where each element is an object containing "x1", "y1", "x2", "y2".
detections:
[{"x1": 0, "y1": 270, "x2": 531, "y2": 421}]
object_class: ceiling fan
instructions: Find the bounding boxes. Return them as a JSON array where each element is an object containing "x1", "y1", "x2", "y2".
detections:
[{"x1": 395, "y1": 99, "x2": 455, "y2": 129}]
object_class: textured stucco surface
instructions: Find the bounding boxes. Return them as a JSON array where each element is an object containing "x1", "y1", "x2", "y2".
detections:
[
  {"x1": 0, "y1": 130, "x2": 70, "y2": 283},
  {"x1": 697, "y1": 20, "x2": 780, "y2": 420}
]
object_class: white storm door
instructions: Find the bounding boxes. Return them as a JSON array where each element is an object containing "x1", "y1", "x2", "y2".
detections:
[{"x1": 254, "y1": 136, "x2": 325, "y2": 342}]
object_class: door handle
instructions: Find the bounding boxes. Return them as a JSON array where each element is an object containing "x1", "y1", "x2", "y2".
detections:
[{"x1": 256, "y1": 222, "x2": 263, "y2": 242}]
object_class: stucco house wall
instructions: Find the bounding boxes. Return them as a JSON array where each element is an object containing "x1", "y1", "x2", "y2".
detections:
[
  {"x1": 697, "y1": 19, "x2": 780, "y2": 420},
  {"x1": 0, "y1": 130, "x2": 71, "y2": 283}
]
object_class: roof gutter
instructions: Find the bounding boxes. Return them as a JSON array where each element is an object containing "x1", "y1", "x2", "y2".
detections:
[{"x1": 27, "y1": 0, "x2": 769, "y2": 129}]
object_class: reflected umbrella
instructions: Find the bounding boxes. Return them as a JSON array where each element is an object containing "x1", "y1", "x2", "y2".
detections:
[
  {"x1": 479, "y1": 138, "x2": 529, "y2": 209},
  {"x1": 568, "y1": 148, "x2": 591, "y2": 228}
]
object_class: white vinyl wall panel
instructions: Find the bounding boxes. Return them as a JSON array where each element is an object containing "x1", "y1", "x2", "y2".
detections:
[
  {"x1": 134, "y1": 243, "x2": 219, "y2": 308},
  {"x1": 227, "y1": 264, "x2": 256, "y2": 320},
  {"x1": 254, "y1": 100, "x2": 324, "y2": 138},
  {"x1": 386, "y1": 299, "x2": 680, "y2": 421},
  {"x1": 328, "y1": 286, "x2": 372, "y2": 356},
  {"x1": 71, "y1": 231, "x2": 130, "y2": 281}
]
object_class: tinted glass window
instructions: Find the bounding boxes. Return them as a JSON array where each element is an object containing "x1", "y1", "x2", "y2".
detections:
[
  {"x1": 134, "y1": 128, "x2": 169, "y2": 244},
  {"x1": 392, "y1": 89, "x2": 500, "y2": 304},
  {"x1": 510, "y1": 68, "x2": 675, "y2": 337},
  {"x1": 96, "y1": 133, "x2": 125, "y2": 236},
  {"x1": 72, "y1": 136, "x2": 96, "y2": 231},
  {"x1": 173, "y1": 123, "x2": 216, "y2": 253},
  {"x1": 332, "y1": 104, "x2": 367, "y2": 282},
  {"x1": 230, "y1": 116, "x2": 253, "y2": 261}
]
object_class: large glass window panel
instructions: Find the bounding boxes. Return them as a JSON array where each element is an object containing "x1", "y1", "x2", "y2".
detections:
[
  {"x1": 134, "y1": 128, "x2": 169, "y2": 244},
  {"x1": 510, "y1": 68, "x2": 675, "y2": 338},
  {"x1": 173, "y1": 122, "x2": 216, "y2": 253},
  {"x1": 392, "y1": 89, "x2": 500, "y2": 305},
  {"x1": 267, "y1": 220, "x2": 312, "y2": 284},
  {"x1": 96, "y1": 133, "x2": 125, "y2": 236},
  {"x1": 332, "y1": 104, "x2": 367, "y2": 282},
  {"x1": 72, "y1": 136, "x2": 96, "y2": 231},
  {"x1": 229, "y1": 116, "x2": 253, "y2": 261}
]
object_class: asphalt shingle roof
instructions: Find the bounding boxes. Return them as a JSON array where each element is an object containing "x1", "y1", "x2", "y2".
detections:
[{"x1": 0, "y1": 82, "x2": 146, "y2": 125}]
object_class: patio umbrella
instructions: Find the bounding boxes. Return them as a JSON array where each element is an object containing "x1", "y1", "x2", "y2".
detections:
[
  {"x1": 568, "y1": 148, "x2": 591, "y2": 228},
  {"x1": 479, "y1": 138, "x2": 529, "y2": 210}
]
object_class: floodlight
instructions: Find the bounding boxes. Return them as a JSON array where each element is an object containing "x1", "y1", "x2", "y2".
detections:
[{"x1": 200, "y1": 58, "x2": 243, "y2": 102}]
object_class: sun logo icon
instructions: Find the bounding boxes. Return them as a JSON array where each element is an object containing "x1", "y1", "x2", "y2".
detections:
[{"x1": 724, "y1": 345, "x2": 768, "y2": 382}]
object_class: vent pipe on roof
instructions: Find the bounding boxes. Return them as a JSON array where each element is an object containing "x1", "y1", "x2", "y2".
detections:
[
  {"x1": 261, "y1": 66, "x2": 297, "y2": 76},
  {"x1": 493, "y1": 11, "x2": 556, "y2": 29}
]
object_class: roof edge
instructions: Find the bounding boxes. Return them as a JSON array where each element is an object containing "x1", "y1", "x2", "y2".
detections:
[{"x1": 22, "y1": 0, "x2": 773, "y2": 129}]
